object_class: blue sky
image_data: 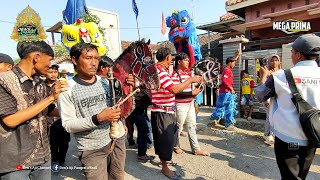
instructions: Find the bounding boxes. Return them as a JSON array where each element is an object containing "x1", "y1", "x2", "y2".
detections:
[{"x1": 0, "y1": 0, "x2": 227, "y2": 59}]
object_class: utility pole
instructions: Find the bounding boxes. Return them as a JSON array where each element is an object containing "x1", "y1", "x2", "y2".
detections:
[{"x1": 191, "y1": 0, "x2": 195, "y2": 19}]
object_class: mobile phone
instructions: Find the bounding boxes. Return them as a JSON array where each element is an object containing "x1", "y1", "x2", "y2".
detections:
[{"x1": 259, "y1": 58, "x2": 267, "y2": 67}]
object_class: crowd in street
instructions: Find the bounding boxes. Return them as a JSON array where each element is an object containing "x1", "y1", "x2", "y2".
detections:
[{"x1": 0, "y1": 33, "x2": 320, "y2": 180}]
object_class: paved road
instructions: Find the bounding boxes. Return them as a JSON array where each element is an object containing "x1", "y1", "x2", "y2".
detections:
[{"x1": 52, "y1": 107, "x2": 320, "y2": 180}]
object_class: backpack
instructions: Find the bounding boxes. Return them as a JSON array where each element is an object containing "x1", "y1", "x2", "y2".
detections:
[{"x1": 285, "y1": 69, "x2": 320, "y2": 148}]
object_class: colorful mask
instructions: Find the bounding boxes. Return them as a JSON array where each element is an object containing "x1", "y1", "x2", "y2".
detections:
[
  {"x1": 166, "y1": 10, "x2": 202, "y2": 67},
  {"x1": 61, "y1": 19, "x2": 107, "y2": 56}
]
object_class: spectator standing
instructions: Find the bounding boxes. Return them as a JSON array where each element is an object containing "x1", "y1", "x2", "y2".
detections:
[
  {"x1": 256, "y1": 34, "x2": 320, "y2": 179},
  {"x1": 172, "y1": 53, "x2": 209, "y2": 156},
  {"x1": 151, "y1": 47, "x2": 201, "y2": 179},
  {"x1": 58, "y1": 44, "x2": 130, "y2": 180},
  {"x1": 210, "y1": 49, "x2": 241, "y2": 130},
  {"x1": 240, "y1": 70, "x2": 255, "y2": 120},
  {"x1": 0, "y1": 41, "x2": 67, "y2": 179},
  {"x1": 45, "y1": 64, "x2": 70, "y2": 167},
  {"x1": 263, "y1": 54, "x2": 281, "y2": 145}
]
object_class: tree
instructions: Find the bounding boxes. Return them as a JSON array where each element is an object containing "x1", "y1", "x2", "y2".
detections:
[
  {"x1": 54, "y1": 43, "x2": 69, "y2": 57},
  {"x1": 81, "y1": 13, "x2": 106, "y2": 37},
  {"x1": 14, "y1": 58, "x2": 20, "y2": 64}
]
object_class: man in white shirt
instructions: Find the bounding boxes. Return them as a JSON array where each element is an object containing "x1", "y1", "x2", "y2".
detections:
[{"x1": 256, "y1": 34, "x2": 320, "y2": 180}]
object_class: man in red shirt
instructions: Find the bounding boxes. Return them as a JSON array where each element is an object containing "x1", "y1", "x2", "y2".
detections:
[{"x1": 210, "y1": 49, "x2": 240, "y2": 130}]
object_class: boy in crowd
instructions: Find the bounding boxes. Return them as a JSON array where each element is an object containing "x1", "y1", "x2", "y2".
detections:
[{"x1": 240, "y1": 70, "x2": 255, "y2": 120}]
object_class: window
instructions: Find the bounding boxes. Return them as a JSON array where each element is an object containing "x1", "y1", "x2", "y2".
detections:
[
  {"x1": 271, "y1": 7, "x2": 275, "y2": 13},
  {"x1": 288, "y1": 3, "x2": 292, "y2": 9},
  {"x1": 256, "y1": 11, "x2": 260, "y2": 18},
  {"x1": 305, "y1": 0, "x2": 310, "y2": 5}
]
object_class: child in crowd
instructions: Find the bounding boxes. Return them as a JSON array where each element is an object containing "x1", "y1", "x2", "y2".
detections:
[{"x1": 240, "y1": 70, "x2": 255, "y2": 120}]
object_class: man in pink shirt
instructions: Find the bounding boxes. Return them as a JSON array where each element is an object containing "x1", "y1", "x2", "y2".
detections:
[{"x1": 210, "y1": 49, "x2": 240, "y2": 130}]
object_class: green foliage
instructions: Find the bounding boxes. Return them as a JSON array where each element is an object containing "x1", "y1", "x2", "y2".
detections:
[
  {"x1": 81, "y1": 13, "x2": 106, "y2": 37},
  {"x1": 14, "y1": 58, "x2": 20, "y2": 63},
  {"x1": 54, "y1": 43, "x2": 69, "y2": 57}
]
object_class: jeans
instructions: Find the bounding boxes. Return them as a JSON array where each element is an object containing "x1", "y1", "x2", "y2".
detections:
[
  {"x1": 146, "y1": 118, "x2": 153, "y2": 148},
  {"x1": 127, "y1": 108, "x2": 152, "y2": 156},
  {"x1": 0, "y1": 160, "x2": 51, "y2": 180},
  {"x1": 264, "y1": 108, "x2": 273, "y2": 136},
  {"x1": 176, "y1": 101, "x2": 200, "y2": 152}
]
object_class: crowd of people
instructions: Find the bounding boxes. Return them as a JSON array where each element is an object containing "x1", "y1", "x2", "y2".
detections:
[{"x1": 0, "y1": 33, "x2": 319, "y2": 180}]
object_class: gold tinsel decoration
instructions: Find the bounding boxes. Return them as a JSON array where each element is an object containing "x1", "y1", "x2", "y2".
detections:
[{"x1": 11, "y1": 5, "x2": 47, "y2": 42}]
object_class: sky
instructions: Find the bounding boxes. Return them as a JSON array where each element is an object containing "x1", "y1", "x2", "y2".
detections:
[{"x1": 0, "y1": 0, "x2": 227, "y2": 59}]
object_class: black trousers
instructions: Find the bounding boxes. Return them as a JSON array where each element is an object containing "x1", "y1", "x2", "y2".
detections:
[
  {"x1": 50, "y1": 119, "x2": 70, "y2": 164},
  {"x1": 274, "y1": 137, "x2": 316, "y2": 180},
  {"x1": 151, "y1": 111, "x2": 178, "y2": 161}
]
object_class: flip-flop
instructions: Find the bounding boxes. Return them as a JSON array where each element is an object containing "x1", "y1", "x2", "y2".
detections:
[
  {"x1": 162, "y1": 171, "x2": 181, "y2": 180},
  {"x1": 174, "y1": 148, "x2": 184, "y2": 154},
  {"x1": 137, "y1": 155, "x2": 155, "y2": 163}
]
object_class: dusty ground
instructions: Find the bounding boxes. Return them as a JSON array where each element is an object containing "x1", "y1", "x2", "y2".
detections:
[{"x1": 52, "y1": 107, "x2": 320, "y2": 180}]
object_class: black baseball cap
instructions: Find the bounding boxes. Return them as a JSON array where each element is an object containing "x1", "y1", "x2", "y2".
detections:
[
  {"x1": 288, "y1": 34, "x2": 320, "y2": 55},
  {"x1": 0, "y1": 53, "x2": 14, "y2": 65},
  {"x1": 49, "y1": 64, "x2": 59, "y2": 70}
]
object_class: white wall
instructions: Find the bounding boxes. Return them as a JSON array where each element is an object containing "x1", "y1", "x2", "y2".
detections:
[{"x1": 88, "y1": 7, "x2": 121, "y2": 60}]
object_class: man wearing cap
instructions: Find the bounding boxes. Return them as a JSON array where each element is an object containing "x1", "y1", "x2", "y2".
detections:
[
  {"x1": 60, "y1": 69, "x2": 69, "y2": 80},
  {"x1": 256, "y1": 34, "x2": 320, "y2": 179},
  {"x1": 44, "y1": 64, "x2": 71, "y2": 167},
  {"x1": 0, "y1": 53, "x2": 14, "y2": 72},
  {"x1": 210, "y1": 49, "x2": 241, "y2": 131}
]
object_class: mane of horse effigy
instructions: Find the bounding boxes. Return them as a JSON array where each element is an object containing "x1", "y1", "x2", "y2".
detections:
[
  {"x1": 192, "y1": 57, "x2": 221, "y2": 89},
  {"x1": 112, "y1": 39, "x2": 159, "y2": 119}
]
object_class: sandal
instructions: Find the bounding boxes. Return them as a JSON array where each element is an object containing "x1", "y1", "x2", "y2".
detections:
[
  {"x1": 137, "y1": 155, "x2": 155, "y2": 162},
  {"x1": 193, "y1": 150, "x2": 209, "y2": 156},
  {"x1": 174, "y1": 147, "x2": 184, "y2": 154},
  {"x1": 179, "y1": 131, "x2": 187, "y2": 137},
  {"x1": 162, "y1": 170, "x2": 181, "y2": 180}
]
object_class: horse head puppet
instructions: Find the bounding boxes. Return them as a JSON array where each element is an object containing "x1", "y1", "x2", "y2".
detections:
[
  {"x1": 166, "y1": 10, "x2": 202, "y2": 67},
  {"x1": 193, "y1": 57, "x2": 221, "y2": 90},
  {"x1": 112, "y1": 39, "x2": 159, "y2": 119},
  {"x1": 61, "y1": 19, "x2": 107, "y2": 56}
]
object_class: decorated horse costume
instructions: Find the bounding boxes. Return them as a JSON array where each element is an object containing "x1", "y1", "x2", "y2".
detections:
[
  {"x1": 192, "y1": 57, "x2": 221, "y2": 89},
  {"x1": 112, "y1": 39, "x2": 159, "y2": 119}
]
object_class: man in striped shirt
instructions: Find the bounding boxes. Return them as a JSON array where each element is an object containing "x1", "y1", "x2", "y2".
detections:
[
  {"x1": 151, "y1": 47, "x2": 202, "y2": 179},
  {"x1": 172, "y1": 53, "x2": 209, "y2": 156}
]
